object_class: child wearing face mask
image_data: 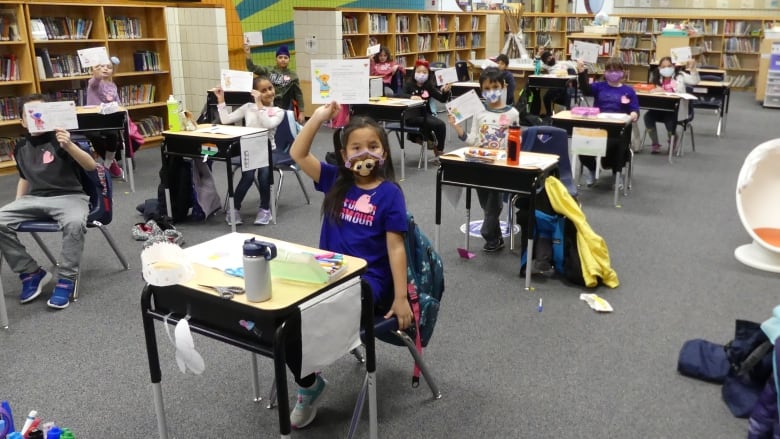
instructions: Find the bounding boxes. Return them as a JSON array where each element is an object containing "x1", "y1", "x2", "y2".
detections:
[
  {"x1": 448, "y1": 67, "x2": 520, "y2": 252},
  {"x1": 575, "y1": 57, "x2": 639, "y2": 186},
  {"x1": 400, "y1": 59, "x2": 452, "y2": 161},
  {"x1": 644, "y1": 57, "x2": 699, "y2": 154},
  {"x1": 534, "y1": 49, "x2": 578, "y2": 116}
]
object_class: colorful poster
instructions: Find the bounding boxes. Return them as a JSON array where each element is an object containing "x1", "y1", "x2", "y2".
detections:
[{"x1": 311, "y1": 59, "x2": 369, "y2": 104}]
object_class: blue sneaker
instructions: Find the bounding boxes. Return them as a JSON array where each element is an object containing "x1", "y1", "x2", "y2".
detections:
[
  {"x1": 290, "y1": 375, "x2": 327, "y2": 429},
  {"x1": 19, "y1": 269, "x2": 52, "y2": 304},
  {"x1": 47, "y1": 278, "x2": 75, "y2": 309}
]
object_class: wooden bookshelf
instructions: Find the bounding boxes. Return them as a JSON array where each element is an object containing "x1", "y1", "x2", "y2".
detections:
[{"x1": 0, "y1": 2, "x2": 172, "y2": 175}]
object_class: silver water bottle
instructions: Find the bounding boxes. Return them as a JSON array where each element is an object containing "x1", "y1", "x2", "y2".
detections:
[{"x1": 242, "y1": 238, "x2": 277, "y2": 302}]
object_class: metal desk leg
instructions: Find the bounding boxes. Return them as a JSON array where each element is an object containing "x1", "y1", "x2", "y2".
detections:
[
  {"x1": 126, "y1": 155, "x2": 136, "y2": 193},
  {"x1": 668, "y1": 133, "x2": 676, "y2": 164},
  {"x1": 434, "y1": 167, "x2": 442, "y2": 252},
  {"x1": 464, "y1": 189, "x2": 471, "y2": 252},
  {"x1": 273, "y1": 323, "x2": 292, "y2": 438},
  {"x1": 226, "y1": 160, "x2": 237, "y2": 234},
  {"x1": 251, "y1": 353, "x2": 263, "y2": 402},
  {"x1": 141, "y1": 287, "x2": 170, "y2": 439},
  {"x1": 524, "y1": 178, "x2": 537, "y2": 291},
  {"x1": 160, "y1": 142, "x2": 173, "y2": 219},
  {"x1": 399, "y1": 115, "x2": 407, "y2": 181},
  {"x1": 0, "y1": 258, "x2": 8, "y2": 329}
]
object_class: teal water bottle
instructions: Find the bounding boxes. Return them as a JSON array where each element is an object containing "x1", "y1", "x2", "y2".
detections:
[{"x1": 534, "y1": 58, "x2": 541, "y2": 75}]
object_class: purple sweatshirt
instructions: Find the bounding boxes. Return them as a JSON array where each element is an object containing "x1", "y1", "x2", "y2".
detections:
[
  {"x1": 86, "y1": 76, "x2": 119, "y2": 106},
  {"x1": 578, "y1": 72, "x2": 639, "y2": 115}
]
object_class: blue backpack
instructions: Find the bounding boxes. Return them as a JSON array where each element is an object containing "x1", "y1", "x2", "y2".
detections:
[{"x1": 404, "y1": 212, "x2": 444, "y2": 348}]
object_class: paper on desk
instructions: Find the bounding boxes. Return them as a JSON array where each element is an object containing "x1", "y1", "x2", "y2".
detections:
[
  {"x1": 240, "y1": 131, "x2": 269, "y2": 171},
  {"x1": 299, "y1": 276, "x2": 362, "y2": 377},
  {"x1": 519, "y1": 153, "x2": 558, "y2": 168},
  {"x1": 195, "y1": 125, "x2": 265, "y2": 136},
  {"x1": 596, "y1": 112, "x2": 631, "y2": 122},
  {"x1": 446, "y1": 90, "x2": 484, "y2": 123},
  {"x1": 183, "y1": 232, "x2": 248, "y2": 271}
]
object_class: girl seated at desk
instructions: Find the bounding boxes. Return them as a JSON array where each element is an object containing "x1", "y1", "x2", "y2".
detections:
[
  {"x1": 644, "y1": 57, "x2": 699, "y2": 154},
  {"x1": 370, "y1": 46, "x2": 402, "y2": 97},
  {"x1": 399, "y1": 59, "x2": 452, "y2": 161},
  {"x1": 214, "y1": 76, "x2": 284, "y2": 226},
  {"x1": 576, "y1": 57, "x2": 639, "y2": 186},
  {"x1": 289, "y1": 101, "x2": 413, "y2": 430}
]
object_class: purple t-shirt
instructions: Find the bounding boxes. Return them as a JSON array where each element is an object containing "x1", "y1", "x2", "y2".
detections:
[
  {"x1": 588, "y1": 81, "x2": 639, "y2": 115},
  {"x1": 315, "y1": 162, "x2": 407, "y2": 306}
]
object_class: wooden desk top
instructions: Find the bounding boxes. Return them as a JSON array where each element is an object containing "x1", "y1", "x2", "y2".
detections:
[
  {"x1": 440, "y1": 147, "x2": 559, "y2": 170},
  {"x1": 179, "y1": 233, "x2": 367, "y2": 311},
  {"x1": 162, "y1": 124, "x2": 267, "y2": 140},
  {"x1": 697, "y1": 68, "x2": 727, "y2": 75},
  {"x1": 635, "y1": 91, "x2": 683, "y2": 99},
  {"x1": 76, "y1": 106, "x2": 128, "y2": 114},
  {"x1": 469, "y1": 59, "x2": 535, "y2": 72},
  {"x1": 696, "y1": 80, "x2": 732, "y2": 88},
  {"x1": 362, "y1": 97, "x2": 425, "y2": 107},
  {"x1": 552, "y1": 110, "x2": 631, "y2": 124}
]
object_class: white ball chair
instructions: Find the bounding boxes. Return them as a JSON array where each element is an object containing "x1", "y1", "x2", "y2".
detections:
[{"x1": 735, "y1": 138, "x2": 780, "y2": 272}]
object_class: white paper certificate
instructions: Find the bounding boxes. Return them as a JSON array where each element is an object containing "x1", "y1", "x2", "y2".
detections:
[
  {"x1": 670, "y1": 47, "x2": 692, "y2": 64},
  {"x1": 220, "y1": 69, "x2": 254, "y2": 92},
  {"x1": 311, "y1": 59, "x2": 369, "y2": 104},
  {"x1": 572, "y1": 41, "x2": 601, "y2": 64},
  {"x1": 77, "y1": 46, "x2": 110, "y2": 68},
  {"x1": 435, "y1": 67, "x2": 458, "y2": 85},
  {"x1": 24, "y1": 101, "x2": 79, "y2": 134},
  {"x1": 244, "y1": 31, "x2": 263, "y2": 46},
  {"x1": 445, "y1": 89, "x2": 484, "y2": 123}
]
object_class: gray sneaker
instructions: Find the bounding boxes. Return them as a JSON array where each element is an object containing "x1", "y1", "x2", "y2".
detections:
[
  {"x1": 290, "y1": 375, "x2": 327, "y2": 429},
  {"x1": 226, "y1": 211, "x2": 243, "y2": 226},
  {"x1": 254, "y1": 209, "x2": 272, "y2": 225}
]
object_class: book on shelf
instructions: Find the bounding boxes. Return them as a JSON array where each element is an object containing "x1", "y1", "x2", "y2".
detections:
[
  {"x1": 342, "y1": 39, "x2": 356, "y2": 58},
  {"x1": 30, "y1": 18, "x2": 47, "y2": 41},
  {"x1": 34, "y1": 48, "x2": 54, "y2": 78},
  {"x1": 342, "y1": 15, "x2": 358, "y2": 34},
  {"x1": 134, "y1": 51, "x2": 160, "y2": 71},
  {"x1": 106, "y1": 16, "x2": 141, "y2": 39},
  {"x1": 0, "y1": 9, "x2": 19, "y2": 41},
  {"x1": 0, "y1": 97, "x2": 22, "y2": 121},
  {"x1": 0, "y1": 54, "x2": 19, "y2": 81}
]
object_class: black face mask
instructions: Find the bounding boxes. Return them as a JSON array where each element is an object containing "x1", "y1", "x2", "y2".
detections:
[{"x1": 545, "y1": 58, "x2": 556, "y2": 67}]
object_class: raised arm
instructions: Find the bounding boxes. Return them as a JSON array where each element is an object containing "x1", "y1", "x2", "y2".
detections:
[
  {"x1": 244, "y1": 44, "x2": 268, "y2": 76},
  {"x1": 290, "y1": 101, "x2": 341, "y2": 183}
]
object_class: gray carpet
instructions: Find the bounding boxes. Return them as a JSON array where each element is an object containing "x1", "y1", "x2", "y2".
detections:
[{"x1": 1, "y1": 92, "x2": 778, "y2": 439}]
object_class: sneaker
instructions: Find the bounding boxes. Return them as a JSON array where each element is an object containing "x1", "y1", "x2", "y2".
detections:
[
  {"x1": 47, "y1": 278, "x2": 75, "y2": 309},
  {"x1": 651, "y1": 143, "x2": 661, "y2": 154},
  {"x1": 483, "y1": 237, "x2": 505, "y2": 253},
  {"x1": 19, "y1": 269, "x2": 52, "y2": 304},
  {"x1": 225, "y1": 212, "x2": 243, "y2": 226},
  {"x1": 290, "y1": 375, "x2": 328, "y2": 429},
  {"x1": 254, "y1": 209, "x2": 272, "y2": 225},
  {"x1": 108, "y1": 160, "x2": 124, "y2": 179},
  {"x1": 583, "y1": 168, "x2": 595, "y2": 187}
]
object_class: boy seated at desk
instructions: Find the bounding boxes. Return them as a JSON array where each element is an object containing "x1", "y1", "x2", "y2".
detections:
[
  {"x1": 531, "y1": 49, "x2": 578, "y2": 117},
  {"x1": 0, "y1": 94, "x2": 97, "y2": 309},
  {"x1": 644, "y1": 57, "x2": 699, "y2": 154},
  {"x1": 447, "y1": 68, "x2": 520, "y2": 252}
]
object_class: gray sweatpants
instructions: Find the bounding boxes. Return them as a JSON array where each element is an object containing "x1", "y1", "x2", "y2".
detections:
[{"x1": 0, "y1": 194, "x2": 89, "y2": 280}]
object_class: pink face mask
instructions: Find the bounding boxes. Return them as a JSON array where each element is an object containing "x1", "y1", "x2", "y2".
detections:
[{"x1": 344, "y1": 151, "x2": 385, "y2": 176}]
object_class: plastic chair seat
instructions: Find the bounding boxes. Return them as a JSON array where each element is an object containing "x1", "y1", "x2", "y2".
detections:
[{"x1": 16, "y1": 221, "x2": 62, "y2": 233}]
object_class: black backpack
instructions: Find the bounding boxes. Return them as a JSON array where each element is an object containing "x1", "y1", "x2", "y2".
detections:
[{"x1": 515, "y1": 87, "x2": 544, "y2": 127}]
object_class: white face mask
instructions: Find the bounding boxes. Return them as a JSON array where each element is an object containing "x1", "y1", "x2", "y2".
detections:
[
  {"x1": 414, "y1": 73, "x2": 428, "y2": 83},
  {"x1": 483, "y1": 89, "x2": 503, "y2": 104},
  {"x1": 659, "y1": 67, "x2": 675, "y2": 78}
]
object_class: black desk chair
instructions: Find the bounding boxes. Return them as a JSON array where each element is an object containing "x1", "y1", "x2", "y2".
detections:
[
  {"x1": 455, "y1": 61, "x2": 470, "y2": 81},
  {"x1": 384, "y1": 99, "x2": 438, "y2": 170}
]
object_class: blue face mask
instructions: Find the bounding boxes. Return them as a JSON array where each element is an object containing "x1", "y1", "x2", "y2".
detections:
[
  {"x1": 659, "y1": 67, "x2": 675, "y2": 78},
  {"x1": 483, "y1": 89, "x2": 503, "y2": 104}
]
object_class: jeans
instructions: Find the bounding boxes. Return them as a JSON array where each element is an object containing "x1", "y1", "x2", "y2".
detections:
[{"x1": 233, "y1": 166, "x2": 271, "y2": 211}]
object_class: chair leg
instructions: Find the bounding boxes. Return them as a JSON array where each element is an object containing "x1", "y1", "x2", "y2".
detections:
[
  {"x1": 392, "y1": 330, "x2": 442, "y2": 399},
  {"x1": 250, "y1": 353, "x2": 263, "y2": 403},
  {"x1": 92, "y1": 223, "x2": 130, "y2": 270},
  {"x1": 293, "y1": 168, "x2": 311, "y2": 204},
  {"x1": 275, "y1": 169, "x2": 285, "y2": 207},
  {"x1": 348, "y1": 371, "x2": 374, "y2": 439},
  {"x1": 266, "y1": 377, "x2": 278, "y2": 409},
  {"x1": 29, "y1": 232, "x2": 58, "y2": 266},
  {"x1": 689, "y1": 124, "x2": 695, "y2": 152},
  {"x1": 0, "y1": 257, "x2": 8, "y2": 329}
]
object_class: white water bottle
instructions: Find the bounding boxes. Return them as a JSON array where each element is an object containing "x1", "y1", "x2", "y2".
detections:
[{"x1": 243, "y1": 238, "x2": 277, "y2": 302}]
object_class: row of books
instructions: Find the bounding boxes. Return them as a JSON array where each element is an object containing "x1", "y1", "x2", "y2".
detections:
[
  {"x1": 724, "y1": 21, "x2": 761, "y2": 36},
  {"x1": 0, "y1": 96, "x2": 23, "y2": 121},
  {"x1": 0, "y1": 55, "x2": 19, "y2": 81},
  {"x1": 437, "y1": 36, "x2": 449, "y2": 50},
  {"x1": 418, "y1": 35, "x2": 432, "y2": 52},
  {"x1": 43, "y1": 89, "x2": 86, "y2": 105},
  {"x1": 135, "y1": 115, "x2": 164, "y2": 138},
  {"x1": 618, "y1": 50, "x2": 651, "y2": 65},
  {"x1": 0, "y1": 9, "x2": 20, "y2": 41},
  {"x1": 535, "y1": 17, "x2": 561, "y2": 32},
  {"x1": 342, "y1": 39, "x2": 356, "y2": 58},
  {"x1": 724, "y1": 37, "x2": 759, "y2": 53},
  {"x1": 35, "y1": 48, "x2": 89, "y2": 79},
  {"x1": 0, "y1": 136, "x2": 22, "y2": 162},
  {"x1": 133, "y1": 50, "x2": 162, "y2": 72},
  {"x1": 30, "y1": 17, "x2": 93, "y2": 40},
  {"x1": 106, "y1": 16, "x2": 142, "y2": 39},
  {"x1": 342, "y1": 15, "x2": 359, "y2": 34},
  {"x1": 437, "y1": 16, "x2": 449, "y2": 32},
  {"x1": 118, "y1": 83, "x2": 156, "y2": 106},
  {"x1": 619, "y1": 35, "x2": 655, "y2": 49},
  {"x1": 722, "y1": 54, "x2": 744, "y2": 69},
  {"x1": 368, "y1": 14, "x2": 388, "y2": 34},
  {"x1": 620, "y1": 19, "x2": 649, "y2": 34},
  {"x1": 729, "y1": 74, "x2": 753, "y2": 88},
  {"x1": 567, "y1": 17, "x2": 587, "y2": 33},
  {"x1": 418, "y1": 16, "x2": 433, "y2": 33}
]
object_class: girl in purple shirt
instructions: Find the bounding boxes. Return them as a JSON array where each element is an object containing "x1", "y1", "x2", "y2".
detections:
[
  {"x1": 576, "y1": 57, "x2": 639, "y2": 186},
  {"x1": 86, "y1": 63, "x2": 123, "y2": 178}
]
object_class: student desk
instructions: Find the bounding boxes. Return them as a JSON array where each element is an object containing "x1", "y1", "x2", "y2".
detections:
[
  {"x1": 689, "y1": 79, "x2": 731, "y2": 136},
  {"x1": 527, "y1": 74, "x2": 578, "y2": 114},
  {"x1": 635, "y1": 91, "x2": 682, "y2": 163},
  {"x1": 75, "y1": 107, "x2": 135, "y2": 192},
  {"x1": 435, "y1": 148, "x2": 559, "y2": 290},
  {"x1": 551, "y1": 111, "x2": 633, "y2": 207},
  {"x1": 140, "y1": 234, "x2": 374, "y2": 439},
  {"x1": 160, "y1": 125, "x2": 269, "y2": 232},
  {"x1": 451, "y1": 81, "x2": 482, "y2": 98},
  {"x1": 350, "y1": 98, "x2": 427, "y2": 180}
]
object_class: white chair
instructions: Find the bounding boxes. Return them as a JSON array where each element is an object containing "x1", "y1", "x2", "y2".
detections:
[{"x1": 735, "y1": 138, "x2": 780, "y2": 272}]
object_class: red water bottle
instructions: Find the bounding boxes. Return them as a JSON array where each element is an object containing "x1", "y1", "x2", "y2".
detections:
[{"x1": 507, "y1": 122, "x2": 521, "y2": 166}]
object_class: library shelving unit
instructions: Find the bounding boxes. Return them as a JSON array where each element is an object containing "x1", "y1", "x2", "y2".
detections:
[
  {"x1": 0, "y1": 3, "x2": 34, "y2": 174},
  {"x1": 339, "y1": 8, "x2": 489, "y2": 68},
  {"x1": 27, "y1": 3, "x2": 171, "y2": 146},
  {"x1": 617, "y1": 15, "x2": 774, "y2": 89},
  {"x1": 566, "y1": 33, "x2": 619, "y2": 75}
]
